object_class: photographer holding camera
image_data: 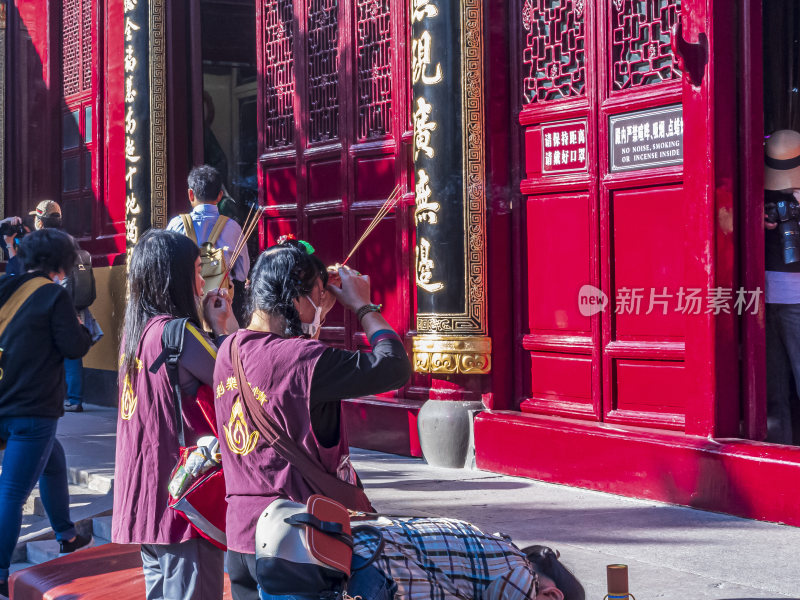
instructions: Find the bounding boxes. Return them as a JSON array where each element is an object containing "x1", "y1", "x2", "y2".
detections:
[
  {"x1": 1, "y1": 201, "x2": 65, "y2": 276},
  {"x1": 1, "y1": 201, "x2": 99, "y2": 413},
  {"x1": 763, "y1": 130, "x2": 800, "y2": 444}
]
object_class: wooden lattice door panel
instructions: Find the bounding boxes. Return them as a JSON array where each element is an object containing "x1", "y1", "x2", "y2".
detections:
[
  {"x1": 259, "y1": 0, "x2": 411, "y2": 363},
  {"x1": 598, "y1": 0, "x2": 686, "y2": 430},
  {"x1": 518, "y1": 0, "x2": 692, "y2": 429},
  {"x1": 518, "y1": 0, "x2": 600, "y2": 421},
  {"x1": 60, "y1": 0, "x2": 97, "y2": 242}
]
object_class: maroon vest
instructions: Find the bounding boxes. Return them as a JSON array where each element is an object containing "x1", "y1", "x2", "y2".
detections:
[
  {"x1": 112, "y1": 315, "x2": 215, "y2": 545},
  {"x1": 214, "y1": 330, "x2": 348, "y2": 554}
]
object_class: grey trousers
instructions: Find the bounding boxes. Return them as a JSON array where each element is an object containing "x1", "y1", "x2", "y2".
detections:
[
  {"x1": 766, "y1": 303, "x2": 800, "y2": 445},
  {"x1": 140, "y1": 538, "x2": 225, "y2": 600}
]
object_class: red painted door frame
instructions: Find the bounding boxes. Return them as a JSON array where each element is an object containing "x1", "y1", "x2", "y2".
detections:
[
  {"x1": 681, "y1": 0, "x2": 740, "y2": 438},
  {"x1": 476, "y1": 0, "x2": 788, "y2": 525}
]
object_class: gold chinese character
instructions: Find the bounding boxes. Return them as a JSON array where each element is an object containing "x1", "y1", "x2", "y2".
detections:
[
  {"x1": 125, "y1": 218, "x2": 139, "y2": 243},
  {"x1": 411, "y1": 31, "x2": 442, "y2": 85},
  {"x1": 125, "y1": 166, "x2": 138, "y2": 184},
  {"x1": 125, "y1": 76, "x2": 137, "y2": 103},
  {"x1": 125, "y1": 106, "x2": 137, "y2": 134},
  {"x1": 411, "y1": 0, "x2": 438, "y2": 23},
  {"x1": 226, "y1": 376, "x2": 238, "y2": 391},
  {"x1": 123, "y1": 0, "x2": 138, "y2": 12},
  {"x1": 252, "y1": 386, "x2": 268, "y2": 406},
  {"x1": 413, "y1": 97, "x2": 437, "y2": 160},
  {"x1": 126, "y1": 193, "x2": 141, "y2": 215},
  {"x1": 125, "y1": 137, "x2": 141, "y2": 163},
  {"x1": 124, "y1": 18, "x2": 140, "y2": 41},
  {"x1": 216, "y1": 382, "x2": 225, "y2": 398},
  {"x1": 415, "y1": 237, "x2": 444, "y2": 293},
  {"x1": 124, "y1": 46, "x2": 137, "y2": 73},
  {"x1": 414, "y1": 169, "x2": 439, "y2": 224}
]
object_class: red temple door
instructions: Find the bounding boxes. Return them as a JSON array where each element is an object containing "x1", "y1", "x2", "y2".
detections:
[
  {"x1": 517, "y1": 0, "x2": 740, "y2": 437},
  {"x1": 257, "y1": 0, "x2": 414, "y2": 371}
]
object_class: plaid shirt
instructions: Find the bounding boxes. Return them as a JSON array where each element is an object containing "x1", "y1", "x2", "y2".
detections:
[{"x1": 352, "y1": 518, "x2": 539, "y2": 600}]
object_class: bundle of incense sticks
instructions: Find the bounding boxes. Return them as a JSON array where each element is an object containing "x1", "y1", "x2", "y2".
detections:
[
  {"x1": 219, "y1": 204, "x2": 265, "y2": 290},
  {"x1": 342, "y1": 184, "x2": 402, "y2": 266}
]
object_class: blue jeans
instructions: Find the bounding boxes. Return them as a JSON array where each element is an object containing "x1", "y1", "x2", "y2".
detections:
[
  {"x1": 257, "y1": 565, "x2": 395, "y2": 600},
  {"x1": 64, "y1": 358, "x2": 84, "y2": 406},
  {"x1": 766, "y1": 303, "x2": 800, "y2": 444},
  {"x1": 0, "y1": 417, "x2": 76, "y2": 580}
]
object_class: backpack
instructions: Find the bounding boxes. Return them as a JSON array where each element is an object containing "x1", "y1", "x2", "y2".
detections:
[
  {"x1": 149, "y1": 318, "x2": 228, "y2": 549},
  {"x1": 67, "y1": 248, "x2": 96, "y2": 310},
  {"x1": 180, "y1": 214, "x2": 233, "y2": 296}
]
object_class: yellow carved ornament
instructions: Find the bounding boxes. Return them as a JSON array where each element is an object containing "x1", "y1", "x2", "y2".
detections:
[{"x1": 224, "y1": 397, "x2": 259, "y2": 456}]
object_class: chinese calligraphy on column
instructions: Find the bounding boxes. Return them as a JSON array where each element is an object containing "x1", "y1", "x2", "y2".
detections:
[
  {"x1": 412, "y1": 0, "x2": 444, "y2": 294},
  {"x1": 123, "y1": 0, "x2": 143, "y2": 261}
]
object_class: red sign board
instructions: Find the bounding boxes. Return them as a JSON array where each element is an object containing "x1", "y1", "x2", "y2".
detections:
[{"x1": 541, "y1": 120, "x2": 588, "y2": 175}]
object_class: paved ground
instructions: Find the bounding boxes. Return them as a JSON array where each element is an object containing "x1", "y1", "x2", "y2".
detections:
[{"x1": 10, "y1": 405, "x2": 800, "y2": 599}]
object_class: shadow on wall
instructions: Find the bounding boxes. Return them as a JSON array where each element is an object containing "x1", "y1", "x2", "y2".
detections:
[{"x1": 8, "y1": 3, "x2": 126, "y2": 405}]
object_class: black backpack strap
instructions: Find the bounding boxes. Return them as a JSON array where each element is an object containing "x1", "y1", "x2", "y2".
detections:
[{"x1": 149, "y1": 318, "x2": 189, "y2": 447}]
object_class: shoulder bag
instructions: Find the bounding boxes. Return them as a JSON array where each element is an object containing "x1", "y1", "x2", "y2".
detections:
[
  {"x1": 150, "y1": 318, "x2": 228, "y2": 549},
  {"x1": 231, "y1": 334, "x2": 375, "y2": 513}
]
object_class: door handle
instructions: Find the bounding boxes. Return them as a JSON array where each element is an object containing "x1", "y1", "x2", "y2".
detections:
[{"x1": 671, "y1": 20, "x2": 708, "y2": 87}]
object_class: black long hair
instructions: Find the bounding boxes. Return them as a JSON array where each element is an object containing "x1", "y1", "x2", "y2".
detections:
[
  {"x1": 246, "y1": 238, "x2": 327, "y2": 337},
  {"x1": 121, "y1": 229, "x2": 201, "y2": 379},
  {"x1": 522, "y1": 545, "x2": 585, "y2": 600}
]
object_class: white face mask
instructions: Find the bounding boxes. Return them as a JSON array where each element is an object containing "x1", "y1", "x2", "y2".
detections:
[{"x1": 300, "y1": 296, "x2": 322, "y2": 337}]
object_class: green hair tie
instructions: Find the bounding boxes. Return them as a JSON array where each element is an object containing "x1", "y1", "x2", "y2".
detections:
[{"x1": 298, "y1": 240, "x2": 315, "y2": 255}]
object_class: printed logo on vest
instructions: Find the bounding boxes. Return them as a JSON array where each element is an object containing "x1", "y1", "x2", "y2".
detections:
[
  {"x1": 224, "y1": 398, "x2": 259, "y2": 456},
  {"x1": 120, "y1": 375, "x2": 138, "y2": 421}
]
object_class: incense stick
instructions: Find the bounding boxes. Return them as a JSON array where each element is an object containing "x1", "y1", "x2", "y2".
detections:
[
  {"x1": 218, "y1": 205, "x2": 265, "y2": 290},
  {"x1": 342, "y1": 185, "x2": 402, "y2": 265}
]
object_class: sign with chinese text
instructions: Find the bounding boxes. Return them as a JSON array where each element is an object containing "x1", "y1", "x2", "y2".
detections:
[
  {"x1": 542, "y1": 120, "x2": 587, "y2": 174},
  {"x1": 123, "y1": 0, "x2": 151, "y2": 259},
  {"x1": 609, "y1": 105, "x2": 683, "y2": 173}
]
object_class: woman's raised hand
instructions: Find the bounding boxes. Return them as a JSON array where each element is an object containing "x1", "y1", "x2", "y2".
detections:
[
  {"x1": 327, "y1": 265, "x2": 371, "y2": 313},
  {"x1": 202, "y1": 288, "x2": 234, "y2": 336}
]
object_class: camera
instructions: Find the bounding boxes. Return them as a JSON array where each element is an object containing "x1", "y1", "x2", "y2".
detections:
[
  {"x1": 0, "y1": 220, "x2": 26, "y2": 240},
  {"x1": 765, "y1": 193, "x2": 800, "y2": 264}
]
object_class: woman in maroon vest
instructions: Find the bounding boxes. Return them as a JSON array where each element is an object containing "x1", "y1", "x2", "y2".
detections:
[
  {"x1": 112, "y1": 230, "x2": 234, "y2": 600},
  {"x1": 214, "y1": 239, "x2": 412, "y2": 600}
]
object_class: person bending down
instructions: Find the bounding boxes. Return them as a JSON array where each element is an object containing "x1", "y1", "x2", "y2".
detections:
[{"x1": 346, "y1": 517, "x2": 585, "y2": 600}]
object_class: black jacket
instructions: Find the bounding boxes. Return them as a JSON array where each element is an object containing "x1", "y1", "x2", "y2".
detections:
[{"x1": 0, "y1": 272, "x2": 92, "y2": 418}]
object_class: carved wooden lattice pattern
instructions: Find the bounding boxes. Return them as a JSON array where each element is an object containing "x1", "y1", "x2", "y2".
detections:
[
  {"x1": 521, "y1": 0, "x2": 586, "y2": 104},
  {"x1": 356, "y1": 0, "x2": 392, "y2": 140},
  {"x1": 82, "y1": 0, "x2": 93, "y2": 91},
  {"x1": 62, "y1": 0, "x2": 81, "y2": 96},
  {"x1": 611, "y1": 0, "x2": 681, "y2": 90},
  {"x1": 62, "y1": 0, "x2": 93, "y2": 97},
  {"x1": 263, "y1": 0, "x2": 296, "y2": 148},
  {"x1": 307, "y1": 0, "x2": 339, "y2": 143}
]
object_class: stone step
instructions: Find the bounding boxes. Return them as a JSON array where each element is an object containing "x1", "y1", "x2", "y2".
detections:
[
  {"x1": 9, "y1": 515, "x2": 113, "y2": 580},
  {"x1": 25, "y1": 534, "x2": 108, "y2": 566},
  {"x1": 23, "y1": 484, "x2": 103, "y2": 518},
  {"x1": 92, "y1": 515, "x2": 113, "y2": 541},
  {"x1": 12, "y1": 493, "x2": 112, "y2": 564},
  {"x1": 67, "y1": 465, "x2": 114, "y2": 495}
]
